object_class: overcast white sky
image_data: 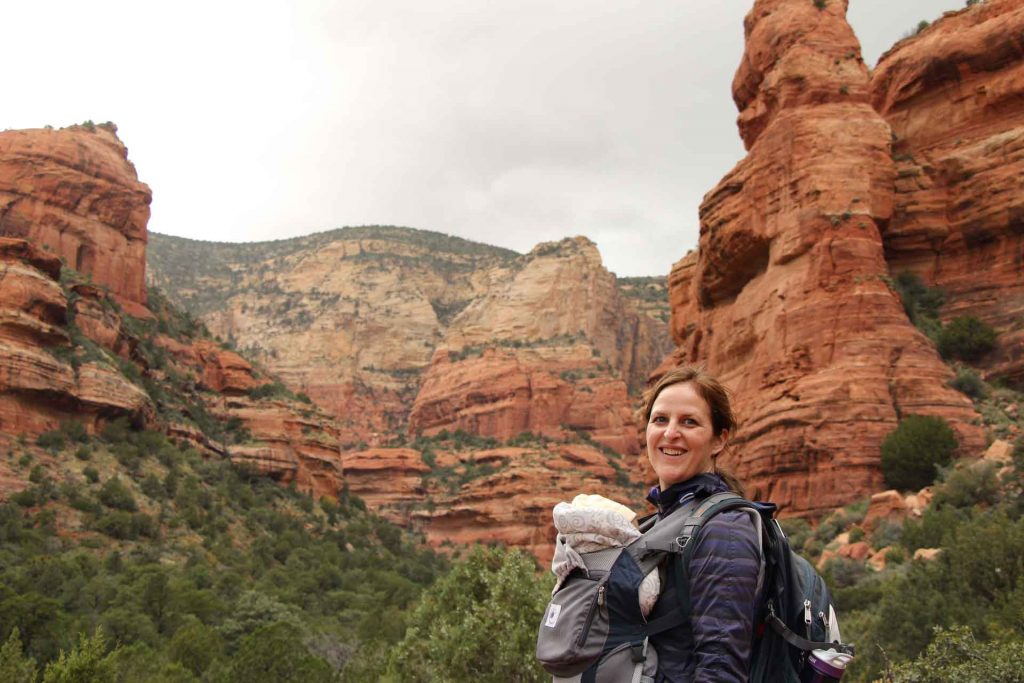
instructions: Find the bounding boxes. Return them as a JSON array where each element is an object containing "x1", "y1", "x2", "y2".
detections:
[{"x1": 3, "y1": 0, "x2": 965, "y2": 276}]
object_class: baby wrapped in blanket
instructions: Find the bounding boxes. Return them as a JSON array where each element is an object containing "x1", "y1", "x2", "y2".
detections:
[{"x1": 550, "y1": 494, "x2": 660, "y2": 617}]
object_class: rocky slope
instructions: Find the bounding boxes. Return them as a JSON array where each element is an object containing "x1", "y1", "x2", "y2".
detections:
[
  {"x1": 664, "y1": 0, "x2": 988, "y2": 517},
  {"x1": 340, "y1": 434, "x2": 644, "y2": 564},
  {"x1": 0, "y1": 234, "x2": 345, "y2": 501},
  {"x1": 870, "y1": 0, "x2": 1024, "y2": 386},
  {"x1": 148, "y1": 231, "x2": 673, "y2": 455}
]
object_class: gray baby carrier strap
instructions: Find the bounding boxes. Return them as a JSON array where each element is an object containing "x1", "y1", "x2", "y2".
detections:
[{"x1": 537, "y1": 495, "x2": 704, "y2": 683}]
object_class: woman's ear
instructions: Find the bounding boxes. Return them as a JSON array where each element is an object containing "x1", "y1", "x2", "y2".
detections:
[{"x1": 712, "y1": 429, "x2": 730, "y2": 456}]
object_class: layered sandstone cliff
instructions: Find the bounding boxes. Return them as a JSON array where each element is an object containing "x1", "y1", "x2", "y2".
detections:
[
  {"x1": 0, "y1": 125, "x2": 152, "y2": 315},
  {"x1": 665, "y1": 0, "x2": 986, "y2": 517},
  {"x1": 409, "y1": 237, "x2": 669, "y2": 454},
  {"x1": 148, "y1": 231, "x2": 672, "y2": 453},
  {"x1": 870, "y1": 0, "x2": 1024, "y2": 386},
  {"x1": 0, "y1": 233, "x2": 346, "y2": 500},
  {"x1": 341, "y1": 438, "x2": 644, "y2": 564},
  {"x1": 0, "y1": 237, "x2": 151, "y2": 438}
]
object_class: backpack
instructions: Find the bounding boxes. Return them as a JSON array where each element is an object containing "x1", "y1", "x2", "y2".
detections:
[{"x1": 535, "y1": 491, "x2": 855, "y2": 682}]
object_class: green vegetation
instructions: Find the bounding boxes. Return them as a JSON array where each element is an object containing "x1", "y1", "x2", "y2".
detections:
[
  {"x1": 890, "y1": 272, "x2": 999, "y2": 363},
  {"x1": 892, "y1": 271, "x2": 944, "y2": 339},
  {"x1": 881, "y1": 415, "x2": 958, "y2": 491},
  {"x1": 0, "y1": 424, "x2": 447, "y2": 681},
  {"x1": 948, "y1": 366, "x2": 986, "y2": 398},
  {"x1": 937, "y1": 316, "x2": 998, "y2": 362},
  {"x1": 349, "y1": 546, "x2": 549, "y2": 682}
]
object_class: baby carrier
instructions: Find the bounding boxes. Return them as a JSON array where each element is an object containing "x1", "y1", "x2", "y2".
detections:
[{"x1": 535, "y1": 491, "x2": 855, "y2": 682}]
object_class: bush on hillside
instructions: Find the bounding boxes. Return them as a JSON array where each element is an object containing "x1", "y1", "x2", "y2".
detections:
[
  {"x1": 369, "y1": 546, "x2": 549, "y2": 682},
  {"x1": 893, "y1": 271, "x2": 944, "y2": 335},
  {"x1": 849, "y1": 510, "x2": 1024, "y2": 680},
  {"x1": 881, "y1": 415, "x2": 958, "y2": 491},
  {"x1": 948, "y1": 366, "x2": 986, "y2": 398},
  {"x1": 931, "y1": 461, "x2": 1002, "y2": 510},
  {"x1": 937, "y1": 316, "x2": 997, "y2": 361},
  {"x1": 891, "y1": 626, "x2": 1024, "y2": 682}
]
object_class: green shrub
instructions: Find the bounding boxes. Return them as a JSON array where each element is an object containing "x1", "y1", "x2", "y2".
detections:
[
  {"x1": 891, "y1": 625, "x2": 1024, "y2": 682},
  {"x1": 28, "y1": 465, "x2": 47, "y2": 484},
  {"x1": 74, "y1": 445, "x2": 93, "y2": 461},
  {"x1": 374, "y1": 546, "x2": 548, "y2": 682},
  {"x1": 0, "y1": 627, "x2": 38, "y2": 683},
  {"x1": 937, "y1": 316, "x2": 997, "y2": 361},
  {"x1": 893, "y1": 272, "x2": 944, "y2": 332},
  {"x1": 931, "y1": 462, "x2": 1001, "y2": 509},
  {"x1": 36, "y1": 431, "x2": 66, "y2": 454},
  {"x1": 59, "y1": 421, "x2": 89, "y2": 444},
  {"x1": 901, "y1": 505, "x2": 967, "y2": 552},
  {"x1": 948, "y1": 366, "x2": 986, "y2": 398},
  {"x1": 83, "y1": 466, "x2": 100, "y2": 483},
  {"x1": 824, "y1": 557, "x2": 869, "y2": 590},
  {"x1": 870, "y1": 519, "x2": 903, "y2": 549},
  {"x1": 11, "y1": 488, "x2": 39, "y2": 508},
  {"x1": 41, "y1": 629, "x2": 117, "y2": 683},
  {"x1": 98, "y1": 477, "x2": 137, "y2": 511},
  {"x1": 881, "y1": 415, "x2": 958, "y2": 491}
]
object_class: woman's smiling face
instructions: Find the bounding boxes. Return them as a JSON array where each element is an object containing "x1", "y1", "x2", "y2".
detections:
[{"x1": 645, "y1": 382, "x2": 728, "y2": 490}]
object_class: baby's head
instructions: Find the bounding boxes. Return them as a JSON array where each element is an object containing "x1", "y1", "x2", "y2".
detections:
[{"x1": 570, "y1": 494, "x2": 636, "y2": 524}]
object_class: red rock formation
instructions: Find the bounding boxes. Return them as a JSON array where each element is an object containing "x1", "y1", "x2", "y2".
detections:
[
  {"x1": 410, "y1": 238, "x2": 669, "y2": 454},
  {"x1": 418, "y1": 445, "x2": 644, "y2": 564},
  {"x1": 0, "y1": 125, "x2": 152, "y2": 314},
  {"x1": 214, "y1": 395, "x2": 343, "y2": 499},
  {"x1": 338, "y1": 440, "x2": 644, "y2": 563},
  {"x1": 665, "y1": 0, "x2": 984, "y2": 517},
  {"x1": 870, "y1": 0, "x2": 1024, "y2": 386},
  {"x1": 192, "y1": 341, "x2": 261, "y2": 395},
  {"x1": 410, "y1": 346, "x2": 638, "y2": 454},
  {"x1": 0, "y1": 238, "x2": 151, "y2": 437},
  {"x1": 341, "y1": 448, "x2": 430, "y2": 521}
]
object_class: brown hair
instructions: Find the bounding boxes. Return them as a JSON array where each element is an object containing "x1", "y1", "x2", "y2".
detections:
[{"x1": 637, "y1": 365, "x2": 745, "y2": 496}]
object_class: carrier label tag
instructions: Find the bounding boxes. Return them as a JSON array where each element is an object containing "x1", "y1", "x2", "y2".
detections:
[{"x1": 545, "y1": 603, "x2": 561, "y2": 628}]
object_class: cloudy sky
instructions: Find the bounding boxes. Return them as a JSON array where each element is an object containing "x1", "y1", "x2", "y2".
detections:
[{"x1": 3, "y1": 0, "x2": 965, "y2": 276}]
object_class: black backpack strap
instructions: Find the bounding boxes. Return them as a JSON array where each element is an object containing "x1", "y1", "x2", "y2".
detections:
[
  {"x1": 672, "y1": 493, "x2": 761, "y2": 616},
  {"x1": 766, "y1": 611, "x2": 855, "y2": 656}
]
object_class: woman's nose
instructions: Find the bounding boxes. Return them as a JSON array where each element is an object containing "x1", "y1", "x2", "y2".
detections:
[{"x1": 664, "y1": 421, "x2": 680, "y2": 438}]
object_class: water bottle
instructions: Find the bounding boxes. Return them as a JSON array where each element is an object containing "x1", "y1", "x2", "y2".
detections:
[{"x1": 800, "y1": 649, "x2": 853, "y2": 683}]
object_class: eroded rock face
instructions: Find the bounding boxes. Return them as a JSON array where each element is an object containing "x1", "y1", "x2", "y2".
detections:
[
  {"x1": 149, "y1": 231, "x2": 671, "y2": 452},
  {"x1": 0, "y1": 238, "x2": 151, "y2": 436},
  {"x1": 409, "y1": 238, "x2": 669, "y2": 453},
  {"x1": 342, "y1": 442, "x2": 644, "y2": 564},
  {"x1": 870, "y1": 0, "x2": 1024, "y2": 386},
  {"x1": 217, "y1": 396, "x2": 343, "y2": 500},
  {"x1": 409, "y1": 345, "x2": 639, "y2": 455},
  {"x1": 665, "y1": 0, "x2": 984, "y2": 517},
  {"x1": 0, "y1": 126, "x2": 152, "y2": 313}
]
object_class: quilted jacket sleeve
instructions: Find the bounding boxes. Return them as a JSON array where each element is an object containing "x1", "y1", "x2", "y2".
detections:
[{"x1": 687, "y1": 509, "x2": 761, "y2": 681}]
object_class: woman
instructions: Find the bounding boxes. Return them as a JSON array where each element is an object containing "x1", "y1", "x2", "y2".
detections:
[{"x1": 639, "y1": 365, "x2": 760, "y2": 682}]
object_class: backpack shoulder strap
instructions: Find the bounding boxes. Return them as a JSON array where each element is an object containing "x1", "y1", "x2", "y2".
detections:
[{"x1": 671, "y1": 493, "x2": 765, "y2": 615}]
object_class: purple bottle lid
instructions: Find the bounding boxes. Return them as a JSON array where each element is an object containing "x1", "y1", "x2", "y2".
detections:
[{"x1": 808, "y1": 650, "x2": 852, "y2": 677}]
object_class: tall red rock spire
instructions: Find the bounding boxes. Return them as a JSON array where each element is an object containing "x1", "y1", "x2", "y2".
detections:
[{"x1": 665, "y1": 0, "x2": 983, "y2": 516}]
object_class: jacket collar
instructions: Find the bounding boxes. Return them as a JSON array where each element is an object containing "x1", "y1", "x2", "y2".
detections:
[{"x1": 647, "y1": 473, "x2": 729, "y2": 515}]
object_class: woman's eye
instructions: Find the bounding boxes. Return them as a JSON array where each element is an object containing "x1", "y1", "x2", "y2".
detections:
[
  {"x1": 682, "y1": 418, "x2": 698, "y2": 426},
  {"x1": 652, "y1": 416, "x2": 667, "y2": 424}
]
